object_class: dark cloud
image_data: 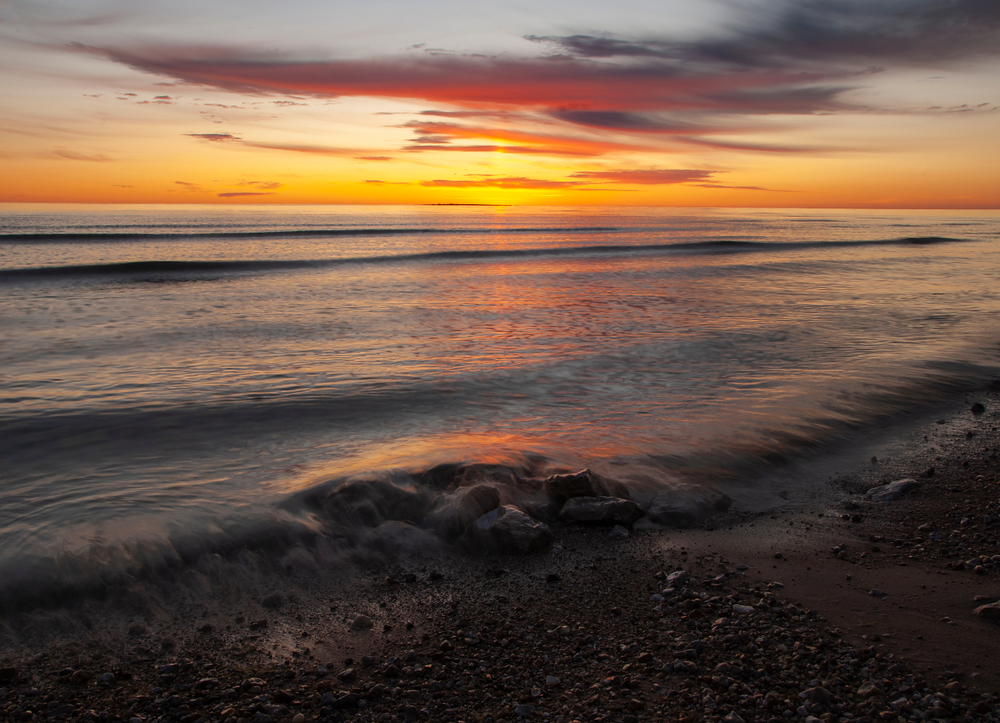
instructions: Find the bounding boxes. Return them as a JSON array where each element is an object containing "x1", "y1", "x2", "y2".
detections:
[
  {"x1": 185, "y1": 132, "x2": 240, "y2": 141},
  {"x1": 530, "y1": 0, "x2": 1000, "y2": 69}
]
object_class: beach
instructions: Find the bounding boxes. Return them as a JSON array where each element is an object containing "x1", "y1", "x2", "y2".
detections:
[{"x1": 1, "y1": 380, "x2": 998, "y2": 722}]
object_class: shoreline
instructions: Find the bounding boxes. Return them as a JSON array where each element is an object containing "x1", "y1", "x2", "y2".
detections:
[{"x1": 1, "y1": 385, "x2": 999, "y2": 721}]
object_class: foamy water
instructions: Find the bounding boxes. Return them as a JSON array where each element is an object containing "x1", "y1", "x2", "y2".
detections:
[{"x1": 2, "y1": 204, "x2": 999, "y2": 604}]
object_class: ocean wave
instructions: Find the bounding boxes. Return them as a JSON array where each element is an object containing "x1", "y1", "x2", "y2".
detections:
[
  {"x1": 0, "y1": 225, "x2": 620, "y2": 243},
  {"x1": 0, "y1": 236, "x2": 970, "y2": 282}
]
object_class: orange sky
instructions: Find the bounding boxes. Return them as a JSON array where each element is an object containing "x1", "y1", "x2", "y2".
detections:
[{"x1": 1, "y1": 0, "x2": 998, "y2": 208}]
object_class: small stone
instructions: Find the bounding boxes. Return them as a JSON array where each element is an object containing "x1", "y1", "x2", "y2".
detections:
[
  {"x1": 732, "y1": 604, "x2": 754, "y2": 614},
  {"x1": 351, "y1": 614, "x2": 374, "y2": 630},
  {"x1": 858, "y1": 681, "x2": 884, "y2": 698},
  {"x1": 870, "y1": 588, "x2": 886, "y2": 597},
  {"x1": 866, "y1": 478, "x2": 920, "y2": 501},
  {"x1": 724, "y1": 713, "x2": 746, "y2": 723},
  {"x1": 515, "y1": 703, "x2": 535, "y2": 717},
  {"x1": 545, "y1": 675, "x2": 560, "y2": 686},
  {"x1": 292, "y1": 715, "x2": 305, "y2": 723},
  {"x1": 339, "y1": 667, "x2": 356, "y2": 680},
  {"x1": 971, "y1": 402, "x2": 986, "y2": 414},
  {"x1": 69, "y1": 670, "x2": 91, "y2": 686},
  {"x1": 609, "y1": 524, "x2": 629, "y2": 538},
  {"x1": 802, "y1": 686, "x2": 832, "y2": 704}
]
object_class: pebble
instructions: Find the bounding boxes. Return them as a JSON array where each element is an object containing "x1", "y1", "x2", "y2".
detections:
[{"x1": 351, "y1": 614, "x2": 374, "y2": 629}]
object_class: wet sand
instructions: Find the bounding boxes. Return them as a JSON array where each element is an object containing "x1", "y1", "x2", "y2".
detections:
[{"x1": 0, "y1": 386, "x2": 998, "y2": 721}]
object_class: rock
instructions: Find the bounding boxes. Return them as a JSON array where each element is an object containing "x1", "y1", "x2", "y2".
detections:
[
  {"x1": 514, "y1": 703, "x2": 535, "y2": 717},
  {"x1": 858, "y1": 681, "x2": 884, "y2": 698},
  {"x1": 609, "y1": 524, "x2": 629, "y2": 538},
  {"x1": 870, "y1": 588, "x2": 886, "y2": 597},
  {"x1": 645, "y1": 484, "x2": 732, "y2": 527},
  {"x1": 559, "y1": 496, "x2": 643, "y2": 525},
  {"x1": 351, "y1": 614, "x2": 374, "y2": 630},
  {"x1": 544, "y1": 469, "x2": 629, "y2": 504},
  {"x1": 724, "y1": 713, "x2": 746, "y2": 723},
  {"x1": 292, "y1": 715, "x2": 305, "y2": 723},
  {"x1": 732, "y1": 604, "x2": 754, "y2": 614},
  {"x1": 428, "y1": 484, "x2": 502, "y2": 539},
  {"x1": 545, "y1": 675, "x2": 560, "y2": 686},
  {"x1": 865, "y1": 478, "x2": 920, "y2": 502},
  {"x1": 69, "y1": 670, "x2": 91, "y2": 686},
  {"x1": 971, "y1": 402, "x2": 986, "y2": 414},
  {"x1": 489, "y1": 505, "x2": 553, "y2": 553},
  {"x1": 974, "y1": 602, "x2": 1000, "y2": 620},
  {"x1": 666, "y1": 570, "x2": 688, "y2": 586},
  {"x1": 321, "y1": 478, "x2": 432, "y2": 527},
  {"x1": 0, "y1": 668, "x2": 17, "y2": 680},
  {"x1": 338, "y1": 667, "x2": 356, "y2": 680},
  {"x1": 802, "y1": 686, "x2": 832, "y2": 704}
]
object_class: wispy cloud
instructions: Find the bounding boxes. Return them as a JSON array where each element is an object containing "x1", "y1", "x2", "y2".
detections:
[
  {"x1": 53, "y1": 149, "x2": 112, "y2": 161},
  {"x1": 185, "y1": 132, "x2": 241, "y2": 142},
  {"x1": 569, "y1": 168, "x2": 715, "y2": 184}
]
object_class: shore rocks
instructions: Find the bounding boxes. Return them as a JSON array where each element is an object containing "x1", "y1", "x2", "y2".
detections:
[
  {"x1": 488, "y1": 506, "x2": 553, "y2": 553},
  {"x1": 543, "y1": 469, "x2": 629, "y2": 504},
  {"x1": 645, "y1": 484, "x2": 732, "y2": 527},
  {"x1": 865, "y1": 478, "x2": 921, "y2": 502},
  {"x1": 427, "y1": 484, "x2": 501, "y2": 539},
  {"x1": 321, "y1": 479, "x2": 431, "y2": 527},
  {"x1": 558, "y1": 496, "x2": 643, "y2": 525},
  {"x1": 974, "y1": 601, "x2": 1000, "y2": 621}
]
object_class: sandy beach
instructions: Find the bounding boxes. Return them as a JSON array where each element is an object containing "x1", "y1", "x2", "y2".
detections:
[{"x1": 1, "y1": 382, "x2": 998, "y2": 723}]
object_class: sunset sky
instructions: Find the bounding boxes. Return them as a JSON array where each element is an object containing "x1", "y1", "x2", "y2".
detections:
[{"x1": 1, "y1": 0, "x2": 998, "y2": 207}]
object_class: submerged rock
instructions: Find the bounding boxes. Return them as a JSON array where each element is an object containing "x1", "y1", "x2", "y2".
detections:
[
  {"x1": 320, "y1": 479, "x2": 432, "y2": 527},
  {"x1": 559, "y1": 496, "x2": 643, "y2": 525},
  {"x1": 544, "y1": 469, "x2": 629, "y2": 504},
  {"x1": 865, "y1": 478, "x2": 920, "y2": 502},
  {"x1": 645, "y1": 484, "x2": 732, "y2": 527},
  {"x1": 427, "y1": 484, "x2": 501, "y2": 539},
  {"x1": 488, "y1": 505, "x2": 552, "y2": 553}
]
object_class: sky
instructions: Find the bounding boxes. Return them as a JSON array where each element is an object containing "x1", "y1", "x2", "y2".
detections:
[{"x1": 1, "y1": 0, "x2": 998, "y2": 207}]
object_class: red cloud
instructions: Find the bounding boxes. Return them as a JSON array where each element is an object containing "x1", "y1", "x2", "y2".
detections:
[
  {"x1": 88, "y1": 45, "x2": 824, "y2": 115},
  {"x1": 402, "y1": 120, "x2": 647, "y2": 157}
]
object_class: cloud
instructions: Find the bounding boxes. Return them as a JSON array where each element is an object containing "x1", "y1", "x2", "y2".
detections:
[
  {"x1": 235, "y1": 180, "x2": 284, "y2": 189},
  {"x1": 185, "y1": 132, "x2": 241, "y2": 141},
  {"x1": 53, "y1": 149, "x2": 112, "y2": 161},
  {"x1": 401, "y1": 120, "x2": 647, "y2": 156},
  {"x1": 174, "y1": 180, "x2": 202, "y2": 190},
  {"x1": 356, "y1": 156, "x2": 393, "y2": 161},
  {"x1": 420, "y1": 176, "x2": 579, "y2": 189},
  {"x1": 569, "y1": 169, "x2": 715, "y2": 184},
  {"x1": 242, "y1": 141, "x2": 354, "y2": 155},
  {"x1": 217, "y1": 191, "x2": 275, "y2": 197}
]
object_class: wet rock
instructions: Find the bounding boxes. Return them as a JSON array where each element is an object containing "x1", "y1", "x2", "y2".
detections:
[
  {"x1": 870, "y1": 588, "x2": 886, "y2": 597},
  {"x1": 559, "y1": 496, "x2": 643, "y2": 525},
  {"x1": 428, "y1": 484, "x2": 501, "y2": 539},
  {"x1": 609, "y1": 524, "x2": 629, "y2": 538},
  {"x1": 515, "y1": 703, "x2": 536, "y2": 717},
  {"x1": 488, "y1": 505, "x2": 553, "y2": 553},
  {"x1": 865, "y1": 478, "x2": 920, "y2": 502},
  {"x1": 645, "y1": 484, "x2": 732, "y2": 528},
  {"x1": 544, "y1": 469, "x2": 629, "y2": 505},
  {"x1": 69, "y1": 670, "x2": 92, "y2": 686},
  {"x1": 971, "y1": 402, "x2": 986, "y2": 414},
  {"x1": 320, "y1": 478, "x2": 432, "y2": 527}
]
